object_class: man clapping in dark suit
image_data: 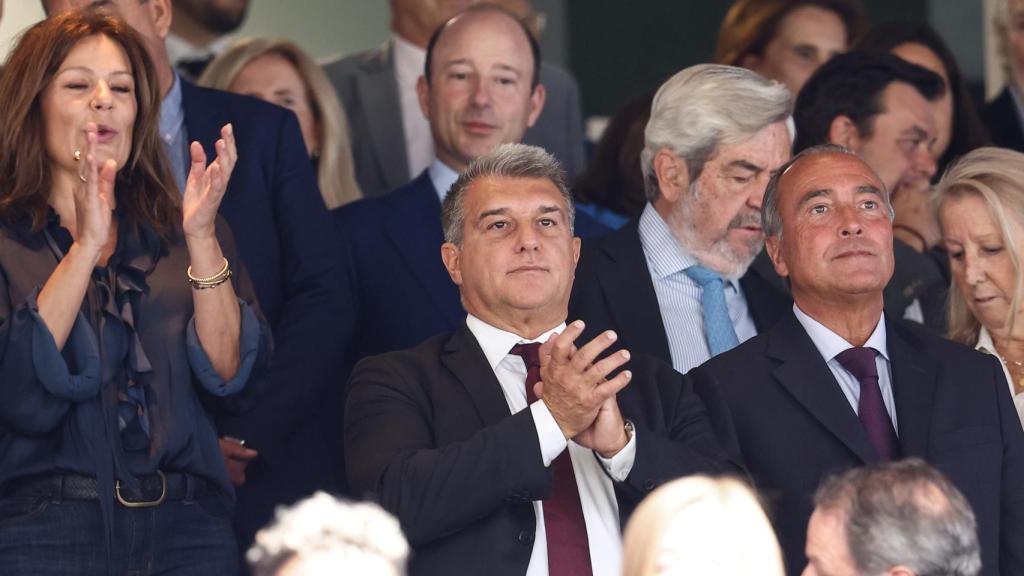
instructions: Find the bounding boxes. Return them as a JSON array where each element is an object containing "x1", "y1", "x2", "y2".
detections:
[
  {"x1": 345, "y1": 143, "x2": 735, "y2": 576},
  {"x1": 687, "y1": 145, "x2": 1024, "y2": 576}
]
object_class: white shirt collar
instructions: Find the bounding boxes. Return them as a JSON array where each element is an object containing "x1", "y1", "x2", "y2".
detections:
[
  {"x1": 392, "y1": 33, "x2": 426, "y2": 82},
  {"x1": 976, "y1": 326, "x2": 998, "y2": 355},
  {"x1": 429, "y1": 157, "x2": 460, "y2": 203},
  {"x1": 165, "y1": 33, "x2": 232, "y2": 65},
  {"x1": 637, "y1": 203, "x2": 742, "y2": 290},
  {"x1": 792, "y1": 304, "x2": 890, "y2": 362},
  {"x1": 465, "y1": 314, "x2": 566, "y2": 371}
]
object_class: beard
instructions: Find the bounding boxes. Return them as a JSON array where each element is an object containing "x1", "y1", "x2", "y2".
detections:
[{"x1": 673, "y1": 185, "x2": 764, "y2": 279}]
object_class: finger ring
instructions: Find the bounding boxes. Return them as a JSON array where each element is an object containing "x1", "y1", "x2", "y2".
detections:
[{"x1": 73, "y1": 150, "x2": 82, "y2": 162}]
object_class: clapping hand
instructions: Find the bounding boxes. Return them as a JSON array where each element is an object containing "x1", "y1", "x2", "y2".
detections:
[
  {"x1": 182, "y1": 124, "x2": 237, "y2": 240},
  {"x1": 535, "y1": 321, "x2": 633, "y2": 456},
  {"x1": 73, "y1": 123, "x2": 117, "y2": 253}
]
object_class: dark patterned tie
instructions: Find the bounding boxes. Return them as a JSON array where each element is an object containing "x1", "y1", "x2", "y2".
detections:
[
  {"x1": 835, "y1": 347, "x2": 900, "y2": 460},
  {"x1": 510, "y1": 343, "x2": 593, "y2": 576}
]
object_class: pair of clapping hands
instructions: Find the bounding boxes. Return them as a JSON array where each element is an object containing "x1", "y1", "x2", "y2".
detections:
[
  {"x1": 533, "y1": 320, "x2": 633, "y2": 459},
  {"x1": 73, "y1": 122, "x2": 237, "y2": 251}
]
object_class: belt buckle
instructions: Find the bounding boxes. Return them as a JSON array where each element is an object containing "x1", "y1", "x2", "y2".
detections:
[{"x1": 115, "y1": 470, "x2": 167, "y2": 508}]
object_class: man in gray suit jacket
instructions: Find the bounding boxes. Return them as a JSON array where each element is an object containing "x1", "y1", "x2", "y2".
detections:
[{"x1": 322, "y1": 0, "x2": 586, "y2": 198}]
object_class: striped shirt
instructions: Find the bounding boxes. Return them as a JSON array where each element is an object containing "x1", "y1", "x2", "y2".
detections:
[{"x1": 637, "y1": 204, "x2": 757, "y2": 374}]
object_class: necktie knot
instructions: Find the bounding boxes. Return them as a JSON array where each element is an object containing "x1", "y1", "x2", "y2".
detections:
[
  {"x1": 683, "y1": 264, "x2": 725, "y2": 288},
  {"x1": 510, "y1": 342, "x2": 541, "y2": 370},
  {"x1": 835, "y1": 347, "x2": 879, "y2": 382}
]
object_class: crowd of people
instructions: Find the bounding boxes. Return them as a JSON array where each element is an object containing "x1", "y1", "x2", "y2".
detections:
[{"x1": 0, "y1": 0, "x2": 1022, "y2": 575}]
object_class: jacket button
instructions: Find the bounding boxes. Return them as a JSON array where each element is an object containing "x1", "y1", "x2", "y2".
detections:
[
  {"x1": 643, "y1": 479, "x2": 656, "y2": 492},
  {"x1": 517, "y1": 530, "x2": 535, "y2": 546}
]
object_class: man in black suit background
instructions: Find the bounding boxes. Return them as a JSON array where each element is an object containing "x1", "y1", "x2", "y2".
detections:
[
  {"x1": 687, "y1": 144, "x2": 1024, "y2": 575},
  {"x1": 345, "y1": 143, "x2": 735, "y2": 576},
  {"x1": 570, "y1": 64, "x2": 793, "y2": 374}
]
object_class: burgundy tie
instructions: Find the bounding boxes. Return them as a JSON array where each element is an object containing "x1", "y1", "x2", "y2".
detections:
[
  {"x1": 510, "y1": 343, "x2": 593, "y2": 576},
  {"x1": 835, "y1": 347, "x2": 900, "y2": 461}
]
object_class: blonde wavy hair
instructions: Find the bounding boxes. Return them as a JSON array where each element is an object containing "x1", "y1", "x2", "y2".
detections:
[
  {"x1": 622, "y1": 475, "x2": 785, "y2": 576},
  {"x1": 932, "y1": 147, "x2": 1024, "y2": 346},
  {"x1": 199, "y1": 37, "x2": 362, "y2": 208}
]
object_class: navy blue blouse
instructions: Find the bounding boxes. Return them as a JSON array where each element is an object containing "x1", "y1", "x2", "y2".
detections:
[{"x1": 0, "y1": 213, "x2": 270, "y2": 504}]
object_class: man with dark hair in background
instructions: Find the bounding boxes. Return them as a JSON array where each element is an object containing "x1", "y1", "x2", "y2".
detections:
[{"x1": 168, "y1": 0, "x2": 251, "y2": 79}]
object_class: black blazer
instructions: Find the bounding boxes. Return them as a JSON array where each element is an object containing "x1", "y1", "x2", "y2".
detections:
[
  {"x1": 333, "y1": 171, "x2": 609, "y2": 364},
  {"x1": 180, "y1": 82, "x2": 355, "y2": 548},
  {"x1": 982, "y1": 87, "x2": 1024, "y2": 152},
  {"x1": 569, "y1": 219, "x2": 791, "y2": 365},
  {"x1": 686, "y1": 312, "x2": 1024, "y2": 576},
  {"x1": 345, "y1": 324, "x2": 739, "y2": 576}
]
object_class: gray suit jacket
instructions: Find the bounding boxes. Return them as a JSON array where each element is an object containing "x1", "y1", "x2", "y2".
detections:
[{"x1": 322, "y1": 41, "x2": 586, "y2": 198}]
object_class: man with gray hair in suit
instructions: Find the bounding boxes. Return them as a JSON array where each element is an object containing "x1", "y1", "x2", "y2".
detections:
[
  {"x1": 804, "y1": 459, "x2": 981, "y2": 576},
  {"x1": 570, "y1": 64, "x2": 794, "y2": 375}
]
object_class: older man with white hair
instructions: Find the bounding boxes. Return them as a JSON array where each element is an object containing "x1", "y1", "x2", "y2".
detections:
[{"x1": 571, "y1": 63, "x2": 794, "y2": 374}]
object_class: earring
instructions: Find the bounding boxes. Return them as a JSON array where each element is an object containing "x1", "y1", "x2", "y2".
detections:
[{"x1": 74, "y1": 150, "x2": 82, "y2": 162}]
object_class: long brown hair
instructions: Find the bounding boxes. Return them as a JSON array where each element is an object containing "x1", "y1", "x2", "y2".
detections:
[{"x1": 0, "y1": 9, "x2": 181, "y2": 240}]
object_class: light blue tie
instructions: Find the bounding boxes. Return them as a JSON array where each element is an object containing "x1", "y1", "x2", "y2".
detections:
[{"x1": 684, "y1": 265, "x2": 740, "y2": 356}]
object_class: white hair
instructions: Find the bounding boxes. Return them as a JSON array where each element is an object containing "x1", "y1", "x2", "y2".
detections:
[
  {"x1": 247, "y1": 492, "x2": 409, "y2": 576},
  {"x1": 640, "y1": 63, "x2": 793, "y2": 201}
]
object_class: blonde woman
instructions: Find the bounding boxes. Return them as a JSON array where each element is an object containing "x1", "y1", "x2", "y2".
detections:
[
  {"x1": 200, "y1": 38, "x2": 361, "y2": 208},
  {"x1": 622, "y1": 476, "x2": 785, "y2": 576},
  {"x1": 934, "y1": 147, "x2": 1024, "y2": 426}
]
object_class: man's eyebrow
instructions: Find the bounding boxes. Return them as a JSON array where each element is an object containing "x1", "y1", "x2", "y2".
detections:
[
  {"x1": 727, "y1": 160, "x2": 763, "y2": 173},
  {"x1": 478, "y1": 207, "x2": 508, "y2": 221},
  {"x1": 796, "y1": 188, "x2": 831, "y2": 209},
  {"x1": 901, "y1": 126, "x2": 929, "y2": 139},
  {"x1": 856, "y1": 185, "x2": 884, "y2": 197}
]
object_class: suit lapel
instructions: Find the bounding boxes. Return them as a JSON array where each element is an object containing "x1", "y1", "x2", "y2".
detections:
[
  {"x1": 886, "y1": 320, "x2": 935, "y2": 458},
  {"x1": 384, "y1": 173, "x2": 464, "y2": 327},
  {"x1": 442, "y1": 325, "x2": 513, "y2": 427},
  {"x1": 768, "y1": 314, "x2": 879, "y2": 464},
  {"x1": 356, "y1": 43, "x2": 409, "y2": 190},
  {"x1": 597, "y1": 223, "x2": 673, "y2": 364}
]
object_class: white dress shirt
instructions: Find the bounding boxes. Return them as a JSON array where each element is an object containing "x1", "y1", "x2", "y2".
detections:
[
  {"x1": 465, "y1": 315, "x2": 636, "y2": 576},
  {"x1": 392, "y1": 34, "x2": 434, "y2": 180},
  {"x1": 793, "y1": 305, "x2": 899, "y2": 430},
  {"x1": 974, "y1": 327, "x2": 1024, "y2": 428},
  {"x1": 637, "y1": 204, "x2": 758, "y2": 374},
  {"x1": 428, "y1": 158, "x2": 459, "y2": 203}
]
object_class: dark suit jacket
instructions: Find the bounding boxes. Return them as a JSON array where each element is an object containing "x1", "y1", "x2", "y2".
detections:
[
  {"x1": 982, "y1": 87, "x2": 1024, "y2": 152},
  {"x1": 686, "y1": 312, "x2": 1024, "y2": 576},
  {"x1": 569, "y1": 219, "x2": 792, "y2": 365},
  {"x1": 345, "y1": 324, "x2": 739, "y2": 576},
  {"x1": 322, "y1": 41, "x2": 587, "y2": 197},
  {"x1": 180, "y1": 82, "x2": 355, "y2": 546},
  {"x1": 333, "y1": 170, "x2": 608, "y2": 363}
]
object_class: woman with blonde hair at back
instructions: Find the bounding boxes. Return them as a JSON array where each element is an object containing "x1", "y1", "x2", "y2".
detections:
[
  {"x1": 200, "y1": 37, "x2": 362, "y2": 208},
  {"x1": 622, "y1": 475, "x2": 785, "y2": 576}
]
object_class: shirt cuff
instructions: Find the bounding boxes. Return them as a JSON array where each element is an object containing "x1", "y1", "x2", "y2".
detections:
[
  {"x1": 25, "y1": 289, "x2": 102, "y2": 401},
  {"x1": 530, "y1": 400, "x2": 568, "y2": 467},
  {"x1": 186, "y1": 298, "x2": 263, "y2": 396},
  {"x1": 596, "y1": 424, "x2": 637, "y2": 482}
]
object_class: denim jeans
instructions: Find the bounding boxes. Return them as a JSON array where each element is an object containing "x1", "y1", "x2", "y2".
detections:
[{"x1": 0, "y1": 491, "x2": 237, "y2": 575}]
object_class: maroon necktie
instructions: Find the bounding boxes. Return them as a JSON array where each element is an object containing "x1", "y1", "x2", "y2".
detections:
[
  {"x1": 835, "y1": 347, "x2": 900, "y2": 461},
  {"x1": 510, "y1": 343, "x2": 593, "y2": 576}
]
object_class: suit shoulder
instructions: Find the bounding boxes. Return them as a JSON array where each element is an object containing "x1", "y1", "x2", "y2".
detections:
[
  {"x1": 183, "y1": 83, "x2": 293, "y2": 125},
  {"x1": 322, "y1": 46, "x2": 386, "y2": 77},
  {"x1": 687, "y1": 331, "x2": 774, "y2": 381},
  {"x1": 352, "y1": 331, "x2": 452, "y2": 376},
  {"x1": 891, "y1": 318, "x2": 991, "y2": 363}
]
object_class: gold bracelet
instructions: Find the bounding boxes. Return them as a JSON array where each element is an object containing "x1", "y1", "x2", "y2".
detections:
[{"x1": 187, "y1": 258, "x2": 232, "y2": 290}]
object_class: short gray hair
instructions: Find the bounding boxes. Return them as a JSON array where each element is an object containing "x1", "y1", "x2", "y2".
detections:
[
  {"x1": 640, "y1": 64, "x2": 793, "y2": 202},
  {"x1": 761, "y1": 144, "x2": 894, "y2": 238},
  {"x1": 815, "y1": 459, "x2": 981, "y2": 576},
  {"x1": 441, "y1": 143, "x2": 574, "y2": 244},
  {"x1": 247, "y1": 492, "x2": 409, "y2": 576}
]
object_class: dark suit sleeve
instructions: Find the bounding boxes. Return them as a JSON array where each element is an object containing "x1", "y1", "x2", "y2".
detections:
[
  {"x1": 218, "y1": 111, "x2": 354, "y2": 452},
  {"x1": 617, "y1": 358, "x2": 745, "y2": 507},
  {"x1": 345, "y1": 356, "x2": 551, "y2": 546},
  {"x1": 991, "y1": 355, "x2": 1024, "y2": 573}
]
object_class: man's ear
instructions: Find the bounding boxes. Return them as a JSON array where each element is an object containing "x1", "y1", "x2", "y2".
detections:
[
  {"x1": 525, "y1": 84, "x2": 546, "y2": 128},
  {"x1": 416, "y1": 75, "x2": 431, "y2": 120},
  {"x1": 886, "y1": 566, "x2": 916, "y2": 576},
  {"x1": 441, "y1": 242, "x2": 463, "y2": 286},
  {"x1": 148, "y1": 0, "x2": 173, "y2": 40},
  {"x1": 765, "y1": 235, "x2": 789, "y2": 278},
  {"x1": 652, "y1": 148, "x2": 690, "y2": 206},
  {"x1": 828, "y1": 115, "x2": 862, "y2": 151}
]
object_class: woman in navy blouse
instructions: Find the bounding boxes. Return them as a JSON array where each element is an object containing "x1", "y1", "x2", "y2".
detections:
[{"x1": 0, "y1": 10, "x2": 270, "y2": 575}]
